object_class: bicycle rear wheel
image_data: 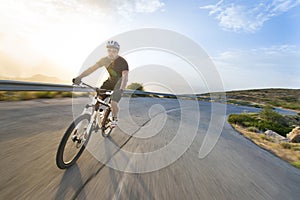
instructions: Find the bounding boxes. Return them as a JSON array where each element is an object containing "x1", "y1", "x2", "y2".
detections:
[{"x1": 56, "y1": 114, "x2": 91, "y2": 169}]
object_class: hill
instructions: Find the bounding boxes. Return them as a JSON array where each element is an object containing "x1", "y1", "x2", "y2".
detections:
[
  {"x1": 226, "y1": 88, "x2": 300, "y2": 111},
  {"x1": 197, "y1": 88, "x2": 300, "y2": 111},
  {"x1": 0, "y1": 74, "x2": 68, "y2": 84}
]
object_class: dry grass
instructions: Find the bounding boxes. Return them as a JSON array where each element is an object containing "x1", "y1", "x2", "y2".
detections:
[
  {"x1": 0, "y1": 91, "x2": 88, "y2": 101},
  {"x1": 233, "y1": 125, "x2": 300, "y2": 169}
]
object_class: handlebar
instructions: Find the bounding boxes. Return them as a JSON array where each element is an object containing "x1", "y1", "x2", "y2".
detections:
[{"x1": 73, "y1": 81, "x2": 112, "y2": 95}]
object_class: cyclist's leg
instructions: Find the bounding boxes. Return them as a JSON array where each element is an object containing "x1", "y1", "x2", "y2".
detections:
[
  {"x1": 111, "y1": 100, "x2": 119, "y2": 119},
  {"x1": 92, "y1": 79, "x2": 111, "y2": 114},
  {"x1": 110, "y1": 81, "x2": 123, "y2": 127},
  {"x1": 99, "y1": 79, "x2": 113, "y2": 100}
]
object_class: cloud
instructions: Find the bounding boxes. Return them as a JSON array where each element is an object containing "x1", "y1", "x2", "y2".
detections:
[
  {"x1": 212, "y1": 45, "x2": 300, "y2": 89},
  {"x1": 0, "y1": 0, "x2": 165, "y2": 80},
  {"x1": 114, "y1": 0, "x2": 165, "y2": 14},
  {"x1": 0, "y1": 0, "x2": 165, "y2": 26},
  {"x1": 48, "y1": 0, "x2": 165, "y2": 17},
  {"x1": 200, "y1": 0, "x2": 300, "y2": 33}
]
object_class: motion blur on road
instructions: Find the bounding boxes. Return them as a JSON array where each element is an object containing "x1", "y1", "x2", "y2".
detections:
[{"x1": 1, "y1": 97, "x2": 300, "y2": 200}]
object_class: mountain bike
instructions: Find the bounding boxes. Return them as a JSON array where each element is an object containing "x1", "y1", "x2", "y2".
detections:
[{"x1": 56, "y1": 82, "x2": 114, "y2": 169}]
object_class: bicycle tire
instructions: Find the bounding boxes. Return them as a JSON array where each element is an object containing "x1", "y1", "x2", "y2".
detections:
[{"x1": 56, "y1": 114, "x2": 91, "y2": 169}]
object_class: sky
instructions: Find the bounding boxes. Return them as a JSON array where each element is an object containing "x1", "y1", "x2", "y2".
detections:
[{"x1": 0, "y1": 0, "x2": 299, "y2": 92}]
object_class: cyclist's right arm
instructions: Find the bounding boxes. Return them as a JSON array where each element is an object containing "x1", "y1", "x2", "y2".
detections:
[
  {"x1": 79, "y1": 58, "x2": 106, "y2": 79},
  {"x1": 73, "y1": 58, "x2": 105, "y2": 83}
]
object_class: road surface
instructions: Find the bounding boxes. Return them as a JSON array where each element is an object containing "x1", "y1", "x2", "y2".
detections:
[{"x1": 0, "y1": 97, "x2": 299, "y2": 200}]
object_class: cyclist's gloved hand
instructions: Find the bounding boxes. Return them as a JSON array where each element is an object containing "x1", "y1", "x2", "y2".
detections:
[
  {"x1": 96, "y1": 88, "x2": 103, "y2": 94},
  {"x1": 72, "y1": 77, "x2": 81, "y2": 85}
]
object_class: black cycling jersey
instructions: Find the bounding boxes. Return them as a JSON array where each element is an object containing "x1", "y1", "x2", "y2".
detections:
[
  {"x1": 106, "y1": 56, "x2": 128, "y2": 81},
  {"x1": 98, "y1": 56, "x2": 129, "y2": 102}
]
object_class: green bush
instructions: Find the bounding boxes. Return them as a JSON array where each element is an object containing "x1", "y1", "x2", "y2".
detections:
[
  {"x1": 36, "y1": 91, "x2": 58, "y2": 98},
  {"x1": 280, "y1": 96, "x2": 297, "y2": 103},
  {"x1": 0, "y1": 91, "x2": 7, "y2": 101},
  {"x1": 19, "y1": 92, "x2": 35, "y2": 100},
  {"x1": 246, "y1": 126, "x2": 259, "y2": 132},
  {"x1": 284, "y1": 103, "x2": 300, "y2": 110},
  {"x1": 126, "y1": 82, "x2": 144, "y2": 91},
  {"x1": 268, "y1": 101, "x2": 281, "y2": 107},
  {"x1": 228, "y1": 114, "x2": 257, "y2": 127},
  {"x1": 60, "y1": 92, "x2": 73, "y2": 98},
  {"x1": 280, "y1": 142, "x2": 292, "y2": 149},
  {"x1": 255, "y1": 120, "x2": 292, "y2": 136},
  {"x1": 260, "y1": 107, "x2": 284, "y2": 123},
  {"x1": 291, "y1": 161, "x2": 300, "y2": 169},
  {"x1": 259, "y1": 134, "x2": 274, "y2": 142},
  {"x1": 0, "y1": 91, "x2": 82, "y2": 101},
  {"x1": 256, "y1": 107, "x2": 292, "y2": 136},
  {"x1": 228, "y1": 100, "x2": 256, "y2": 107},
  {"x1": 291, "y1": 146, "x2": 300, "y2": 151},
  {"x1": 228, "y1": 107, "x2": 295, "y2": 137}
]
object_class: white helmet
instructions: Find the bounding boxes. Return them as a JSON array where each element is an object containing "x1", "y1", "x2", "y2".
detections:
[{"x1": 106, "y1": 40, "x2": 120, "y2": 49}]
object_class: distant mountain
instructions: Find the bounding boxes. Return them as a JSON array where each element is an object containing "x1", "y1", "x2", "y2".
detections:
[{"x1": 0, "y1": 74, "x2": 69, "y2": 84}]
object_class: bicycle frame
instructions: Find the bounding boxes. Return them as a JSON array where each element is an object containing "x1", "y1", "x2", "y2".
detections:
[
  {"x1": 76, "y1": 82, "x2": 113, "y2": 137},
  {"x1": 56, "y1": 81, "x2": 114, "y2": 169}
]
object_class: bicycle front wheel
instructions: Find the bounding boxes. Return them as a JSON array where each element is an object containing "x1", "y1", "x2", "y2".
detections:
[{"x1": 56, "y1": 114, "x2": 91, "y2": 169}]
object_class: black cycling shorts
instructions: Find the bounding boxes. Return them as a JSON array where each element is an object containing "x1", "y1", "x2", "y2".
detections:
[{"x1": 100, "y1": 79, "x2": 123, "y2": 102}]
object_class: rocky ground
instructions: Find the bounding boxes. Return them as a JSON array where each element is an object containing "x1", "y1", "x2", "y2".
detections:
[{"x1": 231, "y1": 125, "x2": 300, "y2": 169}]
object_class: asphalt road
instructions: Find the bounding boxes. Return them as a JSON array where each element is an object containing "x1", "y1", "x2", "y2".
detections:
[{"x1": 0, "y1": 97, "x2": 299, "y2": 200}]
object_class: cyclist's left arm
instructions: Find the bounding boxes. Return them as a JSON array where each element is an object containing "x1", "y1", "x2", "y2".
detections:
[{"x1": 120, "y1": 70, "x2": 128, "y2": 90}]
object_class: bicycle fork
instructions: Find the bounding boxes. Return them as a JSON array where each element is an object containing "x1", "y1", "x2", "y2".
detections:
[
  {"x1": 71, "y1": 111, "x2": 97, "y2": 144},
  {"x1": 85, "y1": 111, "x2": 97, "y2": 137}
]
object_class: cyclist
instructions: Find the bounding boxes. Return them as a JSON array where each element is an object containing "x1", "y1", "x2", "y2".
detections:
[{"x1": 73, "y1": 40, "x2": 129, "y2": 128}]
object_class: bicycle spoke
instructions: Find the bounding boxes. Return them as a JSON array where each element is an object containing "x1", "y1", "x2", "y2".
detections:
[
  {"x1": 56, "y1": 82, "x2": 113, "y2": 169},
  {"x1": 62, "y1": 119, "x2": 89, "y2": 164}
]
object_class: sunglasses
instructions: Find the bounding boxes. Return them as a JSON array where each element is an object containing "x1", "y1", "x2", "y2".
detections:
[{"x1": 107, "y1": 48, "x2": 118, "y2": 53}]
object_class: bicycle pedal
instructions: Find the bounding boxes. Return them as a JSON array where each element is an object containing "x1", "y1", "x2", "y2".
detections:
[{"x1": 71, "y1": 135, "x2": 77, "y2": 142}]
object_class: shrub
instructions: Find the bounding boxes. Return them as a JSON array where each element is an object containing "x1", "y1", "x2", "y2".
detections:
[
  {"x1": 0, "y1": 91, "x2": 7, "y2": 101},
  {"x1": 259, "y1": 134, "x2": 274, "y2": 142},
  {"x1": 228, "y1": 114, "x2": 257, "y2": 126},
  {"x1": 127, "y1": 82, "x2": 144, "y2": 91},
  {"x1": 60, "y1": 92, "x2": 73, "y2": 98},
  {"x1": 228, "y1": 114, "x2": 252, "y2": 125},
  {"x1": 291, "y1": 161, "x2": 300, "y2": 169},
  {"x1": 36, "y1": 91, "x2": 58, "y2": 98},
  {"x1": 246, "y1": 126, "x2": 259, "y2": 132},
  {"x1": 259, "y1": 107, "x2": 289, "y2": 130},
  {"x1": 19, "y1": 92, "x2": 32, "y2": 100},
  {"x1": 268, "y1": 101, "x2": 281, "y2": 107},
  {"x1": 228, "y1": 108, "x2": 294, "y2": 137},
  {"x1": 260, "y1": 106, "x2": 285, "y2": 124},
  {"x1": 255, "y1": 120, "x2": 292, "y2": 136},
  {"x1": 291, "y1": 146, "x2": 300, "y2": 151},
  {"x1": 280, "y1": 142, "x2": 292, "y2": 149},
  {"x1": 280, "y1": 102, "x2": 300, "y2": 110}
]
